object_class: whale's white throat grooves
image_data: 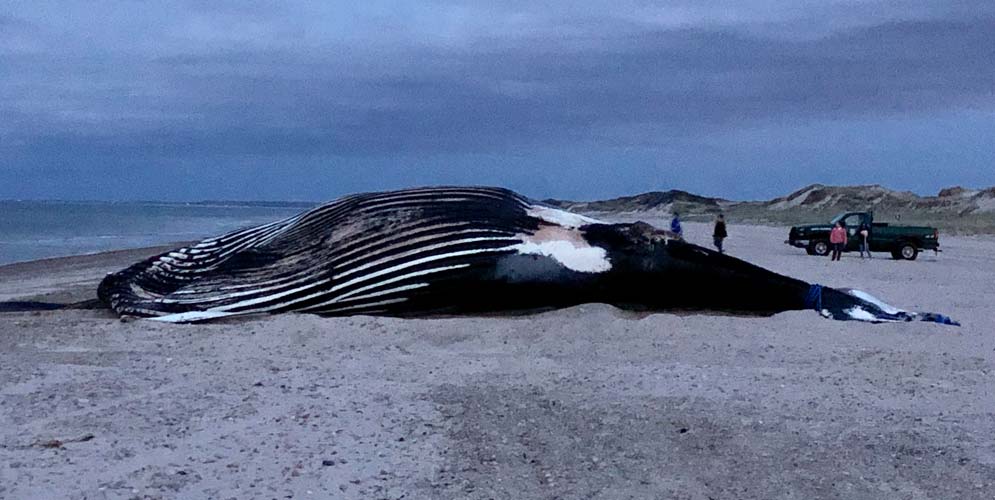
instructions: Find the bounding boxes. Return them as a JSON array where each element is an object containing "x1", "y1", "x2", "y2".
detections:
[{"x1": 98, "y1": 187, "x2": 609, "y2": 323}]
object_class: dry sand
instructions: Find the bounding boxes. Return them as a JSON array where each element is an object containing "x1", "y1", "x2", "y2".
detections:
[{"x1": 1, "y1": 222, "x2": 993, "y2": 499}]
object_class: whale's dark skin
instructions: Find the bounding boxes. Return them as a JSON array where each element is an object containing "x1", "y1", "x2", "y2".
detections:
[
  {"x1": 420, "y1": 221, "x2": 904, "y2": 321},
  {"x1": 85, "y1": 187, "x2": 955, "y2": 325}
]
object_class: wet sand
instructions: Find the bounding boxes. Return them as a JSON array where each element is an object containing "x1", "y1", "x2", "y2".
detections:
[{"x1": 1, "y1": 223, "x2": 993, "y2": 499}]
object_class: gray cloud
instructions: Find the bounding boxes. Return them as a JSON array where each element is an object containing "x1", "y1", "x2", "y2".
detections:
[{"x1": 2, "y1": 1, "x2": 994, "y2": 199}]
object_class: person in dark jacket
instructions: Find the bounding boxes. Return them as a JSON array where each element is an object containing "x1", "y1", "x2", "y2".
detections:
[
  {"x1": 713, "y1": 213, "x2": 728, "y2": 253},
  {"x1": 670, "y1": 212, "x2": 683, "y2": 239}
]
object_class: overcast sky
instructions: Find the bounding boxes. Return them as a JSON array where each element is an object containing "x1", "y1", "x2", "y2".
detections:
[{"x1": 2, "y1": 1, "x2": 993, "y2": 201}]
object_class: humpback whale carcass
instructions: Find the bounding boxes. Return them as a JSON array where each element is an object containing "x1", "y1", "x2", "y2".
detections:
[{"x1": 97, "y1": 187, "x2": 958, "y2": 325}]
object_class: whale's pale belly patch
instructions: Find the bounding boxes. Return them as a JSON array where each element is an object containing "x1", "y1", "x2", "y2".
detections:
[{"x1": 513, "y1": 225, "x2": 611, "y2": 273}]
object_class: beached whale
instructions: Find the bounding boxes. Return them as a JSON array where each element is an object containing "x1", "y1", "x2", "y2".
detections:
[{"x1": 97, "y1": 187, "x2": 957, "y2": 325}]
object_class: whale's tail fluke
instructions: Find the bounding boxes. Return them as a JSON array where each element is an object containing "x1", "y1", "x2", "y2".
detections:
[{"x1": 809, "y1": 285, "x2": 959, "y2": 326}]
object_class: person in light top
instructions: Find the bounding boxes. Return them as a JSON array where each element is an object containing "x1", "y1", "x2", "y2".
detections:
[{"x1": 858, "y1": 220, "x2": 872, "y2": 258}]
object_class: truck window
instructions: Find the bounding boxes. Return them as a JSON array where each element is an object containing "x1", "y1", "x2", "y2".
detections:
[{"x1": 841, "y1": 214, "x2": 863, "y2": 228}]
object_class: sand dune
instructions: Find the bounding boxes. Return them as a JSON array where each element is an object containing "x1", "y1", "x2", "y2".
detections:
[{"x1": 1, "y1": 222, "x2": 993, "y2": 499}]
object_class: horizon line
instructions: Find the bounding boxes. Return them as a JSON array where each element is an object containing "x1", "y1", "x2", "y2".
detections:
[{"x1": 2, "y1": 181, "x2": 991, "y2": 205}]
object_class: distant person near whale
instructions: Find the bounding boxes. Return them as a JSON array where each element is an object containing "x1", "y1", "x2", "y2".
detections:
[
  {"x1": 713, "y1": 214, "x2": 728, "y2": 253},
  {"x1": 670, "y1": 212, "x2": 683, "y2": 239}
]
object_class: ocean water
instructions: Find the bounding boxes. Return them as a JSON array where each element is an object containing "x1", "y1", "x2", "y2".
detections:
[{"x1": 0, "y1": 201, "x2": 313, "y2": 266}]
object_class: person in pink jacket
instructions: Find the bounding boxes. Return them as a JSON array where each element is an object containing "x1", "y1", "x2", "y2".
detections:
[{"x1": 829, "y1": 221, "x2": 847, "y2": 261}]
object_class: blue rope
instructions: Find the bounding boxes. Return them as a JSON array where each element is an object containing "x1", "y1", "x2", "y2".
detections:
[
  {"x1": 926, "y1": 313, "x2": 959, "y2": 326},
  {"x1": 804, "y1": 284, "x2": 823, "y2": 312}
]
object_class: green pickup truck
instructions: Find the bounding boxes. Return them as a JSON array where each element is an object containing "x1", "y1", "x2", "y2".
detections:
[{"x1": 786, "y1": 212, "x2": 940, "y2": 260}]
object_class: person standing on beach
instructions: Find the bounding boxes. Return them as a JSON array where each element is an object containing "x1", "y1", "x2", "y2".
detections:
[
  {"x1": 830, "y1": 221, "x2": 847, "y2": 261},
  {"x1": 713, "y1": 214, "x2": 728, "y2": 253},
  {"x1": 670, "y1": 212, "x2": 683, "y2": 239},
  {"x1": 858, "y1": 220, "x2": 872, "y2": 258}
]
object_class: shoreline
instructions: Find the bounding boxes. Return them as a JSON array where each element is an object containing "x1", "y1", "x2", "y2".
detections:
[
  {"x1": 0, "y1": 242, "x2": 190, "y2": 274},
  {"x1": 0, "y1": 243, "x2": 189, "y2": 304}
]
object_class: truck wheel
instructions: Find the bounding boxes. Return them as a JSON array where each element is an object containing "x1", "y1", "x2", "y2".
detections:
[
  {"x1": 809, "y1": 241, "x2": 829, "y2": 256},
  {"x1": 899, "y1": 243, "x2": 918, "y2": 261}
]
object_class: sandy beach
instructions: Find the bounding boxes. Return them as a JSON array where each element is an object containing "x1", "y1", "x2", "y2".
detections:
[{"x1": 1, "y1": 221, "x2": 993, "y2": 499}]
